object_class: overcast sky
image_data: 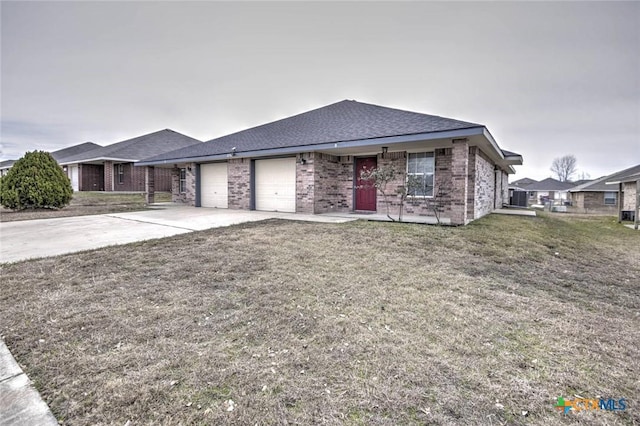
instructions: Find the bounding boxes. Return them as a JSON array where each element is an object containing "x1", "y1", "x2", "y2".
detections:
[{"x1": 1, "y1": 1, "x2": 638, "y2": 180}]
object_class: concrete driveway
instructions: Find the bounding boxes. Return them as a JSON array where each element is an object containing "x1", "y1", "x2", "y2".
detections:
[{"x1": 0, "y1": 205, "x2": 354, "y2": 263}]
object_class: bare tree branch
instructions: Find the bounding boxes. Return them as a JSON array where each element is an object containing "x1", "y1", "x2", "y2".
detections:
[{"x1": 550, "y1": 155, "x2": 577, "y2": 182}]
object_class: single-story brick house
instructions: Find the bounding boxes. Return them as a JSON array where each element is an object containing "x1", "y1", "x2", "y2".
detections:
[
  {"x1": 0, "y1": 160, "x2": 16, "y2": 177},
  {"x1": 522, "y1": 177, "x2": 575, "y2": 205},
  {"x1": 0, "y1": 142, "x2": 101, "y2": 177},
  {"x1": 137, "y1": 100, "x2": 523, "y2": 225},
  {"x1": 58, "y1": 129, "x2": 201, "y2": 192},
  {"x1": 603, "y1": 164, "x2": 640, "y2": 225},
  {"x1": 568, "y1": 164, "x2": 640, "y2": 216}
]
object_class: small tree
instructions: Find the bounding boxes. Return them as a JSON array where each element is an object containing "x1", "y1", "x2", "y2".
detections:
[
  {"x1": 359, "y1": 165, "x2": 424, "y2": 222},
  {"x1": 421, "y1": 180, "x2": 449, "y2": 225},
  {"x1": 396, "y1": 174, "x2": 424, "y2": 222},
  {"x1": 550, "y1": 155, "x2": 577, "y2": 182},
  {"x1": 0, "y1": 151, "x2": 73, "y2": 210},
  {"x1": 359, "y1": 165, "x2": 398, "y2": 221}
]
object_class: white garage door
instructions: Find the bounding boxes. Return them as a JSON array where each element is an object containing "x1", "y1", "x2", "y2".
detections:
[
  {"x1": 200, "y1": 163, "x2": 228, "y2": 208},
  {"x1": 255, "y1": 157, "x2": 296, "y2": 213},
  {"x1": 69, "y1": 165, "x2": 79, "y2": 191}
]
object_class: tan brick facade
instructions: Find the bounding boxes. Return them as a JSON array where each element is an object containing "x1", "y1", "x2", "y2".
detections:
[
  {"x1": 472, "y1": 147, "x2": 496, "y2": 219},
  {"x1": 622, "y1": 182, "x2": 637, "y2": 211},
  {"x1": 167, "y1": 142, "x2": 511, "y2": 225},
  {"x1": 228, "y1": 158, "x2": 251, "y2": 210},
  {"x1": 171, "y1": 163, "x2": 196, "y2": 204}
]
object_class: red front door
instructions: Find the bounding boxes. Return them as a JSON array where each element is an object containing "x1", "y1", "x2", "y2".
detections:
[{"x1": 355, "y1": 157, "x2": 377, "y2": 211}]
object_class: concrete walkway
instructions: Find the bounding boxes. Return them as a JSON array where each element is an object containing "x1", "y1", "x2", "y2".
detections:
[
  {"x1": 0, "y1": 339, "x2": 57, "y2": 425},
  {"x1": 0, "y1": 205, "x2": 355, "y2": 264}
]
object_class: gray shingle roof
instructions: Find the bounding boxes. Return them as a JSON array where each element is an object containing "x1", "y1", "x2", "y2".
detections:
[
  {"x1": 510, "y1": 177, "x2": 537, "y2": 187},
  {"x1": 605, "y1": 164, "x2": 640, "y2": 184},
  {"x1": 0, "y1": 159, "x2": 16, "y2": 169},
  {"x1": 502, "y1": 149, "x2": 522, "y2": 157},
  {"x1": 523, "y1": 177, "x2": 575, "y2": 191},
  {"x1": 61, "y1": 129, "x2": 201, "y2": 164},
  {"x1": 51, "y1": 142, "x2": 101, "y2": 162},
  {"x1": 570, "y1": 164, "x2": 640, "y2": 191},
  {"x1": 141, "y1": 100, "x2": 483, "y2": 163}
]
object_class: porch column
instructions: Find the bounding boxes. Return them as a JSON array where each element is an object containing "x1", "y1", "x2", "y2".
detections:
[
  {"x1": 635, "y1": 179, "x2": 639, "y2": 230},
  {"x1": 617, "y1": 182, "x2": 624, "y2": 223},
  {"x1": 104, "y1": 161, "x2": 114, "y2": 192},
  {"x1": 450, "y1": 138, "x2": 469, "y2": 225},
  {"x1": 145, "y1": 166, "x2": 155, "y2": 204}
]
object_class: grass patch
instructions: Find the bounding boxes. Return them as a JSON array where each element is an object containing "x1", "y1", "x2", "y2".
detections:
[
  {"x1": 1, "y1": 213, "x2": 638, "y2": 424},
  {"x1": 0, "y1": 191, "x2": 172, "y2": 222}
]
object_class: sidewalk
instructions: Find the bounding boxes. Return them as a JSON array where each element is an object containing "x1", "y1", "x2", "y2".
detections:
[{"x1": 0, "y1": 339, "x2": 57, "y2": 425}]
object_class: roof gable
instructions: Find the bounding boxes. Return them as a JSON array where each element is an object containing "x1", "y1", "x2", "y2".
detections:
[
  {"x1": 524, "y1": 177, "x2": 575, "y2": 191},
  {"x1": 61, "y1": 129, "x2": 201, "y2": 163},
  {"x1": 571, "y1": 164, "x2": 640, "y2": 191},
  {"x1": 51, "y1": 142, "x2": 102, "y2": 162},
  {"x1": 141, "y1": 100, "x2": 484, "y2": 163}
]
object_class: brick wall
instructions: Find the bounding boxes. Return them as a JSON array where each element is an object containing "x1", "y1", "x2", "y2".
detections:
[
  {"x1": 623, "y1": 182, "x2": 637, "y2": 211},
  {"x1": 363, "y1": 150, "x2": 459, "y2": 221},
  {"x1": 145, "y1": 166, "x2": 155, "y2": 204},
  {"x1": 154, "y1": 168, "x2": 173, "y2": 192},
  {"x1": 104, "y1": 161, "x2": 114, "y2": 191},
  {"x1": 449, "y1": 139, "x2": 469, "y2": 225},
  {"x1": 473, "y1": 148, "x2": 495, "y2": 219},
  {"x1": 314, "y1": 153, "x2": 353, "y2": 213},
  {"x1": 296, "y1": 153, "x2": 315, "y2": 213},
  {"x1": 228, "y1": 158, "x2": 250, "y2": 209},
  {"x1": 501, "y1": 171, "x2": 509, "y2": 206},
  {"x1": 171, "y1": 163, "x2": 196, "y2": 205},
  {"x1": 80, "y1": 164, "x2": 104, "y2": 191},
  {"x1": 113, "y1": 163, "x2": 147, "y2": 191}
]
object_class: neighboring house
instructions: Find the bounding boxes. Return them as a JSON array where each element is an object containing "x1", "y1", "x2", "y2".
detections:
[
  {"x1": 569, "y1": 164, "x2": 640, "y2": 215},
  {"x1": 0, "y1": 142, "x2": 100, "y2": 177},
  {"x1": 523, "y1": 177, "x2": 575, "y2": 205},
  {"x1": 0, "y1": 160, "x2": 16, "y2": 176},
  {"x1": 52, "y1": 142, "x2": 102, "y2": 163},
  {"x1": 604, "y1": 164, "x2": 640, "y2": 225},
  {"x1": 58, "y1": 129, "x2": 201, "y2": 192},
  {"x1": 508, "y1": 177, "x2": 538, "y2": 207},
  {"x1": 137, "y1": 100, "x2": 522, "y2": 225},
  {"x1": 510, "y1": 177, "x2": 537, "y2": 190}
]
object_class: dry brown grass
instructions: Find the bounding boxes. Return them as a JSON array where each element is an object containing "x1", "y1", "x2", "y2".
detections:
[
  {"x1": 0, "y1": 192, "x2": 172, "y2": 222},
  {"x1": 1, "y1": 213, "x2": 638, "y2": 425}
]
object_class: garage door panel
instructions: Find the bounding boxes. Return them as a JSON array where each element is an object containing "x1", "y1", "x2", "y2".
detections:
[
  {"x1": 200, "y1": 163, "x2": 228, "y2": 208},
  {"x1": 255, "y1": 158, "x2": 296, "y2": 213}
]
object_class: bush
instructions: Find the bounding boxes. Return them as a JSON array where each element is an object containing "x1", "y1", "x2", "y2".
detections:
[{"x1": 0, "y1": 151, "x2": 73, "y2": 210}]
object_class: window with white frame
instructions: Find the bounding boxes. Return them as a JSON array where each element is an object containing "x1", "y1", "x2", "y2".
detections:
[
  {"x1": 604, "y1": 191, "x2": 617, "y2": 205},
  {"x1": 407, "y1": 152, "x2": 435, "y2": 197},
  {"x1": 179, "y1": 168, "x2": 187, "y2": 193},
  {"x1": 117, "y1": 164, "x2": 124, "y2": 184}
]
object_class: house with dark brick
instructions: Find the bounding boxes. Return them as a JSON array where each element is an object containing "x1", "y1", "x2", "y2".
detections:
[
  {"x1": 137, "y1": 100, "x2": 523, "y2": 225},
  {"x1": 58, "y1": 129, "x2": 201, "y2": 192}
]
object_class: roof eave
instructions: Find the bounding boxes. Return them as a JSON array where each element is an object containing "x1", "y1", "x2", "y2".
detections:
[
  {"x1": 60, "y1": 157, "x2": 139, "y2": 165},
  {"x1": 136, "y1": 127, "x2": 488, "y2": 166}
]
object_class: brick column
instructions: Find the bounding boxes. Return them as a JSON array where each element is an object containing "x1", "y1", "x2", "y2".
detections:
[
  {"x1": 296, "y1": 153, "x2": 314, "y2": 213},
  {"x1": 104, "y1": 161, "x2": 114, "y2": 192},
  {"x1": 145, "y1": 166, "x2": 155, "y2": 204},
  {"x1": 450, "y1": 139, "x2": 469, "y2": 225}
]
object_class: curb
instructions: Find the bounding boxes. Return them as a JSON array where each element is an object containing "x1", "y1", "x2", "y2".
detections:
[{"x1": 0, "y1": 339, "x2": 58, "y2": 425}]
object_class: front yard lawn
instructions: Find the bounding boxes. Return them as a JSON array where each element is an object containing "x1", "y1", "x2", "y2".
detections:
[
  {"x1": 1, "y1": 213, "x2": 638, "y2": 424},
  {"x1": 0, "y1": 191, "x2": 172, "y2": 222}
]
